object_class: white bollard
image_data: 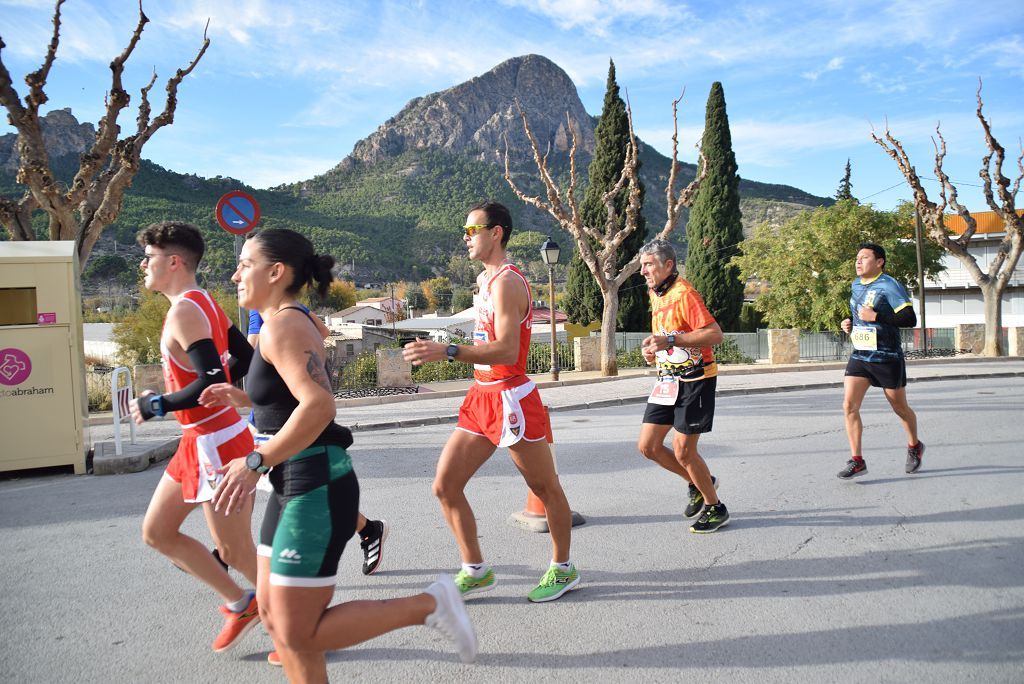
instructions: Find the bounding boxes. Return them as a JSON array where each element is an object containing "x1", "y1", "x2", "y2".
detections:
[{"x1": 111, "y1": 367, "x2": 137, "y2": 456}]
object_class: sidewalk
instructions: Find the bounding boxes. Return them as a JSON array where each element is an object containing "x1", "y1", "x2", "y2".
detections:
[{"x1": 87, "y1": 356, "x2": 1024, "y2": 474}]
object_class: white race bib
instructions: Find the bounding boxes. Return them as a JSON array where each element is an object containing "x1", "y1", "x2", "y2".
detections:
[
  {"x1": 851, "y1": 325, "x2": 878, "y2": 351},
  {"x1": 648, "y1": 377, "x2": 680, "y2": 406}
]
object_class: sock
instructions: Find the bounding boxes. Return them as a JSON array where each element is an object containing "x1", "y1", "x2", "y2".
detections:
[
  {"x1": 852, "y1": 455, "x2": 864, "y2": 463},
  {"x1": 462, "y1": 562, "x2": 488, "y2": 578},
  {"x1": 552, "y1": 560, "x2": 573, "y2": 572},
  {"x1": 225, "y1": 590, "x2": 253, "y2": 612}
]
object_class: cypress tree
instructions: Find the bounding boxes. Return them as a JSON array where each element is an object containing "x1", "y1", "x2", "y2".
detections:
[
  {"x1": 836, "y1": 159, "x2": 855, "y2": 201},
  {"x1": 684, "y1": 81, "x2": 744, "y2": 331},
  {"x1": 564, "y1": 59, "x2": 648, "y2": 330}
]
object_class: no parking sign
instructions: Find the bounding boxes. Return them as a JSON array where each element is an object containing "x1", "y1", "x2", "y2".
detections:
[{"x1": 215, "y1": 190, "x2": 261, "y2": 235}]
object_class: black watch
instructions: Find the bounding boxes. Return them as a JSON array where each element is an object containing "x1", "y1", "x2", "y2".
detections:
[
  {"x1": 245, "y1": 451, "x2": 270, "y2": 474},
  {"x1": 665, "y1": 334, "x2": 676, "y2": 349},
  {"x1": 446, "y1": 343, "x2": 459, "y2": 363}
]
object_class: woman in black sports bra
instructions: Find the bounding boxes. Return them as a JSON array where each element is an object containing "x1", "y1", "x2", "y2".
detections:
[{"x1": 203, "y1": 229, "x2": 476, "y2": 677}]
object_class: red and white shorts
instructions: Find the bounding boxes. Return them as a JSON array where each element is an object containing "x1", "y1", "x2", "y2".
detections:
[
  {"x1": 165, "y1": 409, "x2": 253, "y2": 503},
  {"x1": 456, "y1": 379, "x2": 549, "y2": 447}
]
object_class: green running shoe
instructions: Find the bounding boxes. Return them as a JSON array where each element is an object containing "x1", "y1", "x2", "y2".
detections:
[
  {"x1": 527, "y1": 564, "x2": 580, "y2": 603},
  {"x1": 453, "y1": 568, "x2": 496, "y2": 597}
]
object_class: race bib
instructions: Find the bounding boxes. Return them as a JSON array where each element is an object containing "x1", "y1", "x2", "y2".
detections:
[
  {"x1": 472, "y1": 330, "x2": 491, "y2": 371},
  {"x1": 648, "y1": 377, "x2": 680, "y2": 405},
  {"x1": 851, "y1": 325, "x2": 878, "y2": 351}
]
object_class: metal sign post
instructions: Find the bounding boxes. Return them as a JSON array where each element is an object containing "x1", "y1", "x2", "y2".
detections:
[{"x1": 215, "y1": 190, "x2": 261, "y2": 372}]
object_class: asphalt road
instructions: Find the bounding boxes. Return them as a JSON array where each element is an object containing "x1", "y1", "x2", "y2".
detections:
[{"x1": 2, "y1": 377, "x2": 1022, "y2": 683}]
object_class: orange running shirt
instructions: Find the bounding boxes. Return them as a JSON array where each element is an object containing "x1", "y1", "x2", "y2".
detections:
[
  {"x1": 472, "y1": 264, "x2": 532, "y2": 386},
  {"x1": 648, "y1": 276, "x2": 718, "y2": 381}
]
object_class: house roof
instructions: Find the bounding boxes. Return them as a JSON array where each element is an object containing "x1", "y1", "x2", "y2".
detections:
[
  {"x1": 531, "y1": 306, "x2": 568, "y2": 324},
  {"x1": 391, "y1": 316, "x2": 474, "y2": 331},
  {"x1": 944, "y1": 208, "x2": 1023, "y2": 235},
  {"x1": 330, "y1": 303, "x2": 379, "y2": 317}
]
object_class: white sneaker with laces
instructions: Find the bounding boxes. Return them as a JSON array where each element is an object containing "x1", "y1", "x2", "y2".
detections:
[{"x1": 424, "y1": 574, "x2": 478, "y2": 664}]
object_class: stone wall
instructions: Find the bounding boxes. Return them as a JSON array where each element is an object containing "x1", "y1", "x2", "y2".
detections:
[
  {"x1": 767, "y1": 329, "x2": 800, "y2": 365},
  {"x1": 376, "y1": 349, "x2": 413, "y2": 387},
  {"x1": 132, "y1": 364, "x2": 165, "y2": 395},
  {"x1": 954, "y1": 324, "x2": 985, "y2": 354},
  {"x1": 574, "y1": 336, "x2": 600, "y2": 372},
  {"x1": 1008, "y1": 327, "x2": 1024, "y2": 356}
]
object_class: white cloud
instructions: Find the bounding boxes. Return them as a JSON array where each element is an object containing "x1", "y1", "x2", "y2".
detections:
[
  {"x1": 498, "y1": 0, "x2": 681, "y2": 37},
  {"x1": 802, "y1": 57, "x2": 845, "y2": 81}
]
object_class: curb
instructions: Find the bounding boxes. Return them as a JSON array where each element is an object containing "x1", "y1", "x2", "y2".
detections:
[{"x1": 92, "y1": 438, "x2": 179, "y2": 476}]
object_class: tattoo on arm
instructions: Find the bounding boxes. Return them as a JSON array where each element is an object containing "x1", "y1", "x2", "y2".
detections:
[{"x1": 304, "y1": 350, "x2": 333, "y2": 394}]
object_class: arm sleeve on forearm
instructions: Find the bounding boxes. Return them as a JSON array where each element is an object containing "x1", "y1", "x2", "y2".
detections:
[
  {"x1": 226, "y1": 325, "x2": 253, "y2": 379},
  {"x1": 876, "y1": 306, "x2": 917, "y2": 328},
  {"x1": 159, "y1": 338, "x2": 228, "y2": 412}
]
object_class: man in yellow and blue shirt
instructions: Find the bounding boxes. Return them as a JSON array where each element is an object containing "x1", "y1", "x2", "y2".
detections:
[{"x1": 839, "y1": 242, "x2": 925, "y2": 479}]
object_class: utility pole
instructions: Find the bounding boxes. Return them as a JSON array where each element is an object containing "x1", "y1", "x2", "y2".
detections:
[{"x1": 914, "y1": 210, "x2": 928, "y2": 355}]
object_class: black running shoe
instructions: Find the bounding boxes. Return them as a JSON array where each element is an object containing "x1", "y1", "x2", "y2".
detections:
[
  {"x1": 905, "y1": 442, "x2": 925, "y2": 474},
  {"x1": 684, "y1": 476, "x2": 719, "y2": 518},
  {"x1": 360, "y1": 519, "x2": 388, "y2": 575},
  {"x1": 837, "y1": 458, "x2": 867, "y2": 479},
  {"x1": 690, "y1": 502, "x2": 729, "y2": 533}
]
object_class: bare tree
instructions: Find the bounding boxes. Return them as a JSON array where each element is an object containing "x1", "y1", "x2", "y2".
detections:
[
  {"x1": 503, "y1": 94, "x2": 706, "y2": 375},
  {"x1": 0, "y1": 0, "x2": 209, "y2": 270},
  {"x1": 872, "y1": 83, "x2": 1024, "y2": 356}
]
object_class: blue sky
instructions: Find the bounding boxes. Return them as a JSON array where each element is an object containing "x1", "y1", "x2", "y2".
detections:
[{"x1": 2, "y1": 0, "x2": 1022, "y2": 211}]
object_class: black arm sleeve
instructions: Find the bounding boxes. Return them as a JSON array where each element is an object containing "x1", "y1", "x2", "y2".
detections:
[
  {"x1": 159, "y1": 338, "x2": 228, "y2": 413},
  {"x1": 875, "y1": 306, "x2": 917, "y2": 328},
  {"x1": 226, "y1": 325, "x2": 253, "y2": 379}
]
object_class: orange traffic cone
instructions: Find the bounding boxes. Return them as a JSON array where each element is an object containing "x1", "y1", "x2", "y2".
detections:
[{"x1": 507, "y1": 406, "x2": 586, "y2": 533}]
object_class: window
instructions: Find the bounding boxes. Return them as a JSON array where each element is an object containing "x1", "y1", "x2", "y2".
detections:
[
  {"x1": 0, "y1": 288, "x2": 37, "y2": 326},
  {"x1": 346, "y1": 344, "x2": 354, "y2": 356}
]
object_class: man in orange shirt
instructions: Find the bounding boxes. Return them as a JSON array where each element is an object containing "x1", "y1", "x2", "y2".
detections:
[{"x1": 636, "y1": 239, "x2": 730, "y2": 533}]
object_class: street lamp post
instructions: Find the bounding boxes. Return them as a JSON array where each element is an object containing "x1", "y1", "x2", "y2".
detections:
[{"x1": 540, "y1": 236, "x2": 561, "y2": 381}]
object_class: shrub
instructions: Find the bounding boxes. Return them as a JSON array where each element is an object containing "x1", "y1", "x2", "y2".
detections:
[{"x1": 714, "y1": 336, "x2": 753, "y2": 365}]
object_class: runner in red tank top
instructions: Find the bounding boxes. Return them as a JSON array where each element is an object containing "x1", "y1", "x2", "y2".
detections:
[
  {"x1": 403, "y1": 201, "x2": 580, "y2": 603},
  {"x1": 128, "y1": 221, "x2": 262, "y2": 654}
]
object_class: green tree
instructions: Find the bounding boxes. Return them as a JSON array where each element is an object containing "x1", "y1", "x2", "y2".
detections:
[
  {"x1": 564, "y1": 60, "x2": 648, "y2": 330},
  {"x1": 112, "y1": 288, "x2": 169, "y2": 364},
  {"x1": 422, "y1": 276, "x2": 453, "y2": 311},
  {"x1": 733, "y1": 200, "x2": 945, "y2": 330},
  {"x1": 836, "y1": 159, "x2": 855, "y2": 201},
  {"x1": 685, "y1": 82, "x2": 744, "y2": 331},
  {"x1": 301, "y1": 280, "x2": 356, "y2": 313},
  {"x1": 563, "y1": 253, "x2": 602, "y2": 324},
  {"x1": 451, "y1": 288, "x2": 475, "y2": 312}
]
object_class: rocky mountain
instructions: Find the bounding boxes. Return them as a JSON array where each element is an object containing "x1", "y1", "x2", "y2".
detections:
[
  {"x1": 0, "y1": 108, "x2": 96, "y2": 173},
  {"x1": 345, "y1": 54, "x2": 596, "y2": 169},
  {"x1": 2, "y1": 55, "x2": 832, "y2": 282}
]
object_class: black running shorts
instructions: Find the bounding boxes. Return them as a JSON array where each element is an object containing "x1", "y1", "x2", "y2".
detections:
[
  {"x1": 845, "y1": 357, "x2": 907, "y2": 389},
  {"x1": 642, "y1": 376, "x2": 716, "y2": 434}
]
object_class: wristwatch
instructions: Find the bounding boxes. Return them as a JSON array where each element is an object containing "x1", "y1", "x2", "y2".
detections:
[
  {"x1": 665, "y1": 334, "x2": 676, "y2": 349},
  {"x1": 147, "y1": 394, "x2": 166, "y2": 418},
  {"x1": 245, "y1": 451, "x2": 270, "y2": 474},
  {"x1": 446, "y1": 343, "x2": 459, "y2": 363}
]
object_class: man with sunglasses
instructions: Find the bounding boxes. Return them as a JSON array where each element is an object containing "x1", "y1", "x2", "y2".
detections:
[
  {"x1": 403, "y1": 201, "x2": 580, "y2": 603},
  {"x1": 129, "y1": 221, "x2": 263, "y2": 653}
]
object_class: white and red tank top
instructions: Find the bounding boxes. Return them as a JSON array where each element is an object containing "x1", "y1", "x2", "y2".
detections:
[
  {"x1": 160, "y1": 289, "x2": 235, "y2": 429},
  {"x1": 472, "y1": 264, "x2": 532, "y2": 386}
]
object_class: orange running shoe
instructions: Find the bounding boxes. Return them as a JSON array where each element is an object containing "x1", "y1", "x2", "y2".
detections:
[
  {"x1": 212, "y1": 592, "x2": 260, "y2": 652},
  {"x1": 267, "y1": 651, "x2": 282, "y2": 667}
]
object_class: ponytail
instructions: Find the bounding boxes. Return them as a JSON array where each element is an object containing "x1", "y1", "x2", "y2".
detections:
[{"x1": 249, "y1": 229, "x2": 335, "y2": 301}]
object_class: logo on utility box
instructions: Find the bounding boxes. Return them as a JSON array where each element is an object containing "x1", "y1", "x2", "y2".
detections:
[{"x1": 0, "y1": 348, "x2": 31, "y2": 386}]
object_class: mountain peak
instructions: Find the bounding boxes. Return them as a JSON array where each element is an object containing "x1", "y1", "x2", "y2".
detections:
[
  {"x1": 0, "y1": 108, "x2": 95, "y2": 172},
  {"x1": 342, "y1": 54, "x2": 596, "y2": 169}
]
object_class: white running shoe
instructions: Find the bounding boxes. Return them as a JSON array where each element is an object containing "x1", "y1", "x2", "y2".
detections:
[{"x1": 424, "y1": 574, "x2": 478, "y2": 663}]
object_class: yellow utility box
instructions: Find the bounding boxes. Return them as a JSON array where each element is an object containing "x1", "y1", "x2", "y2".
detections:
[{"x1": 0, "y1": 241, "x2": 90, "y2": 473}]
